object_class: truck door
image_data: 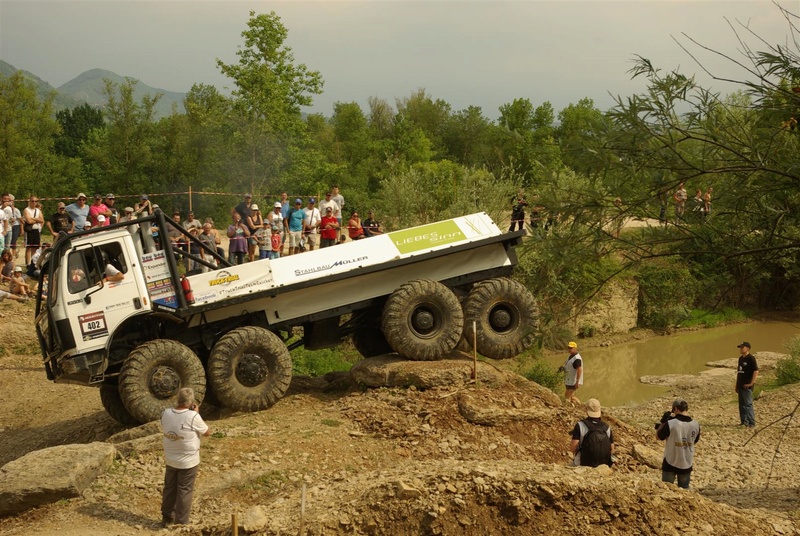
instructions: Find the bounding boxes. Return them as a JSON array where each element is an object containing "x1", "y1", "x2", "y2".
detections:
[{"x1": 63, "y1": 240, "x2": 147, "y2": 354}]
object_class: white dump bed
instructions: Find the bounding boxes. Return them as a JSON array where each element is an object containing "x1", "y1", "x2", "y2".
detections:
[{"x1": 186, "y1": 212, "x2": 504, "y2": 308}]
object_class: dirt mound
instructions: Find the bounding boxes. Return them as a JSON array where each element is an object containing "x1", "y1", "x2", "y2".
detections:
[
  {"x1": 1, "y1": 300, "x2": 799, "y2": 535},
  {"x1": 210, "y1": 460, "x2": 771, "y2": 536}
]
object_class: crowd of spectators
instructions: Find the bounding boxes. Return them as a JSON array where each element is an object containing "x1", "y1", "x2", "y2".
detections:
[{"x1": 0, "y1": 187, "x2": 386, "y2": 293}]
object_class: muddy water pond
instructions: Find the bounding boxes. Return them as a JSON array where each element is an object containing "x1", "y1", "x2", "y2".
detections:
[{"x1": 544, "y1": 320, "x2": 800, "y2": 407}]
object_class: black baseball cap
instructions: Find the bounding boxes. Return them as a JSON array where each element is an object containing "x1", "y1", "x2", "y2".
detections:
[{"x1": 737, "y1": 342, "x2": 751, "y2": 348}]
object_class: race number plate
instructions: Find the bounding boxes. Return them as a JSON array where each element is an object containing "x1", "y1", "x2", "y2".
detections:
[{"x1": 79, "y1": 311, "x2": 109, "y2": 341}]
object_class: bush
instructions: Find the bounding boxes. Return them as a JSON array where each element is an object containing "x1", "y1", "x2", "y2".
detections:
[
  {"x1": 636, "y1": 262, "x2": 700, "y2": 331},
  {"x1": 776, "y1": 335, "x2": 800, "y2": 386},
  {"x1": 291, "y1": 347, "x2": 359, "y2": 377},
  {"x1": 521, "y1": 358, "x2": 563, "y2": 391}
]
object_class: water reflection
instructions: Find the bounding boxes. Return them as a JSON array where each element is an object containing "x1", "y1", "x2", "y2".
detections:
[{"x1": 544, "y1": 321, "x2": 800, "y2": 407}]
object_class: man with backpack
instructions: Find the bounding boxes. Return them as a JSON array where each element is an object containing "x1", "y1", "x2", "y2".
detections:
[
  {"x1": 570, "y1": 398, "x2": 614, "y2": 467},
  {"x1": 656, "y1": 398, "x2": 701, "y2": 489}
]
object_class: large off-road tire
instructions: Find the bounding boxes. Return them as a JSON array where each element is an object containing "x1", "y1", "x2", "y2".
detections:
[
  {"x1": 208, "y1": 327, "x2": 292, "y2": 412},
  {"x1": 100, "y1": 382, "x2": 140, "y2": 426},
  {"x1": 462, "y1": 277, "x2": 537, "y2": 359},
  {"x1": 381, "y1": 279, "x2": 464, "y2": 361},
  {"x1": 119, "y1": 340, "x2": 206, "y2": 423}
]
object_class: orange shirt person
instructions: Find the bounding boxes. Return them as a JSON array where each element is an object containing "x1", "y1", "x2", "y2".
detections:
[{"x1": 348, "y1": 211, "x2": 364, "y2": 240}]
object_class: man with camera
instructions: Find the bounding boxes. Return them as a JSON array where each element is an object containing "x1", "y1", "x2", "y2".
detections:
[
  {"x1": 656, "y1": 398, "x2": 701, "y2": 489},
  {"x1": 160, "y1": 387, "x2": 211, "y2": 526}
]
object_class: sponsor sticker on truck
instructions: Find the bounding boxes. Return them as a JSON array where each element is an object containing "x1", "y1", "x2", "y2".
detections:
[
  {"x1": 389, "y1": 220, "x2": 465, "y2": 255},
  {"x1": 142, "y1": 250, "x2": 177, "y2": 308}
]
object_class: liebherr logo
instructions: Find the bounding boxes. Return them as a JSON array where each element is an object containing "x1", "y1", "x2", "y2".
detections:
[{"x1": 294, "y1": 256, "x2": 367, "y2": 276}]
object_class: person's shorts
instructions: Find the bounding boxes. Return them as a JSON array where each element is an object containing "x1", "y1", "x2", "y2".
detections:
[
  {"x1": 26, "y1": 230, "x2": 41, "y2": 247},
  {"x1": 248, "y1": 237, "x2": 258, "y2": 246},
  {"x1": 289, "y1": 230, "x2": 303, "y2": 247},
  {"x1": 565, "y1": 384, "x2": 577, "y2": 389},
  {"x1": 305, "y1": 233, "x2": 318, "y2": 247}
]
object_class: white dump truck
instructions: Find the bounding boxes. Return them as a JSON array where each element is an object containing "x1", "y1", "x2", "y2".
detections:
[{"x1": 35, "y1": 211, "x2": 536, "y2": 424}]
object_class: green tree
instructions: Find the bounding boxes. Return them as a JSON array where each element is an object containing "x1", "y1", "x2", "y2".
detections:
[
  {"x1": 82, "y1": 78, "x2": 161, "y2": 195},
  {"x1": 495, "y1": 98, "x2": 560, "y2": 185},
  {"x1": 442, "y1": 105, "x2": 493, "y2": 167},
  {"x1": 395, "y1": 89, "x2": 451, "y2": 157},
  {"x1": 54, "y1": 103, "x2": 104, "y2": 158},
  {"x1": 216, "y1": 10, "x2": 323, "y2": 193},
  {"x1": 0, "y1": 72, "x2": 66, "y2": 194}
]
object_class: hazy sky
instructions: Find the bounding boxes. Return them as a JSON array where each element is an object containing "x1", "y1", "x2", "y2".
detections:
[{"x1": 0, "y1": 0, "x2": 792, "y2": 119}]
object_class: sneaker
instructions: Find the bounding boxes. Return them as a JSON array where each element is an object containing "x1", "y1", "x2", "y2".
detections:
[{"x1": 160, "y1": 516, "x2": 174, "y2": 527}]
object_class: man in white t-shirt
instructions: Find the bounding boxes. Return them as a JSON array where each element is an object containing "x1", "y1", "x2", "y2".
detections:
[
  {"x1": 22, "y1": 195, "x2": 44, "y2": 265},
  {"x1": 318, "y1": 191, "x2": 340, "y2": 222},
  {"x1": 302, "y1": 198, "x2": 321, "y2": 251},
  {"x1": 0, "y1": 196, "x2": 8, "y2": 251},
  {"x1": 160, "y1": 387, "x2": 210, "y2": 526}
]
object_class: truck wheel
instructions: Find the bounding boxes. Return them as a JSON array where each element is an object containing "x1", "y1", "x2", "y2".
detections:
[
  {"x1": 119, "y1": 340, "x2": 206, "y2": 423},
  {"x1": 208, "y1": 327, "x2": 292, "y2": 412},
  {"x1": 100, "y1": 382, "x2": 140, "y2": 426},
  {"x1": 462, "y1": 278, "x2": 537, "y2": 359},
  {"x1": 381, "y1": 279, "x2": 464, "y2": 361}
]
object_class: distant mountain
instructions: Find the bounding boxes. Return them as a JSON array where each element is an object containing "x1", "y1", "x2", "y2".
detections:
[
  {"x1": 58, "y1": 68, "x2": 186, "y2": 118},
  {"x1": 0, "y1": 59, "x2": 83, "y2": 111},
  {"x1": 0, "y1": 60, "x2": 186, "y2": 118}
]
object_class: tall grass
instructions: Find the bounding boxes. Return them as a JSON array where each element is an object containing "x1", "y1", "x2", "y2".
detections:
[
  {"x1": 291, "y1": 347, "x2": 361, "y2": 377},
  {"x1": 678, "y1": 307, "x2": 748, "y2": 328}
]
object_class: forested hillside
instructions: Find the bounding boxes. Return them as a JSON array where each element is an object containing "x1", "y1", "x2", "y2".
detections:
[{"x1": 1, "y1": 7, "x2": 798, "y2": 336}]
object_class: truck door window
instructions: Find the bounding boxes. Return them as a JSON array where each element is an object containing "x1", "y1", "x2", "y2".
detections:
[
  {"x1": 68, "y1": 253, "x2": 91, "y2": 294},
  {"x1": 67, "y1": 242, "x2": 128, "y2": 294}
]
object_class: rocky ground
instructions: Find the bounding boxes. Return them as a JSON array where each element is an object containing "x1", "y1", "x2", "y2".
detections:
[{"x1": 1, "y1": 299, "x2": 799, "y2": 535}]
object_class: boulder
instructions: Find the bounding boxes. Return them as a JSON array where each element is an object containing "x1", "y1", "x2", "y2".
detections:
[
  {"x1": 457, "y1": 392, "x2": 549, "y2": 426},
  {"x1": 707, "y1": 351, "x2": 782, "y2": 371},
  {"x1": 631, "y1": 443, "x2": 662, "y2": 469},
  {"x1": 0, "y1": 442, "x2": 116, "y2": 516},
  {"x1": 240, "y1": 505, "x2": 269, "y2": 533},
  {"x1": 349, "y1": 353, "x2": 507, "y2": 389},
  {"x1": 106, "y1": 421, "x2": 161, "y2": 444},
  {"x1": 113, "y1": 434, "x2": 162, "y2": 458}
]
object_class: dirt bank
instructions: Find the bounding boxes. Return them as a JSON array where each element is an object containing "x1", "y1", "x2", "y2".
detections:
[{"x1": 0, "y1": 299, "x2": 798, "y2": 535}]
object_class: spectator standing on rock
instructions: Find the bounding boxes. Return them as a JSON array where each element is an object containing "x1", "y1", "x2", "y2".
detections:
[
  {"x1": 331, "y1": 185, "x2": 345, "y2": 227},
  {"x1": 735, "y1": 342, "x2": 759, "y2": 428},
  {"x1": 105, "y1": 194, "x2": 120, "y2": 224},
  {"x1": 569, "y1": 398, "x2": 614, "y2": 467},
  {"x1": 703, "y1": 187, "x2": 713, "y2": 219},
  {"x1": 509, "y1": 191, "x2": 527, "y2": 232},
  {"x1": 47, "y1": 202, "x2": 75, "y2": 236},
  {"x1": 673, "y1": 182, "x2": 687, "y2": 220},
  {"x1": 22, "y1": 195, "x2": 44, "y2": 265},
  {"x1": 562, "y1": 341, "x2": 583, "y2": 404},
  {"x1": 160, "y1": 387, "x2": 210, "y2": 527},
  {"x1": 88, "y1": 194, "x2": 111, "y2": 228},
  {"x1": 657, "y1": 398, "x2": 700, "y2": 489},
  {"x1": 66, "y1": 193, "x2": 90, "y2": 232}
]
